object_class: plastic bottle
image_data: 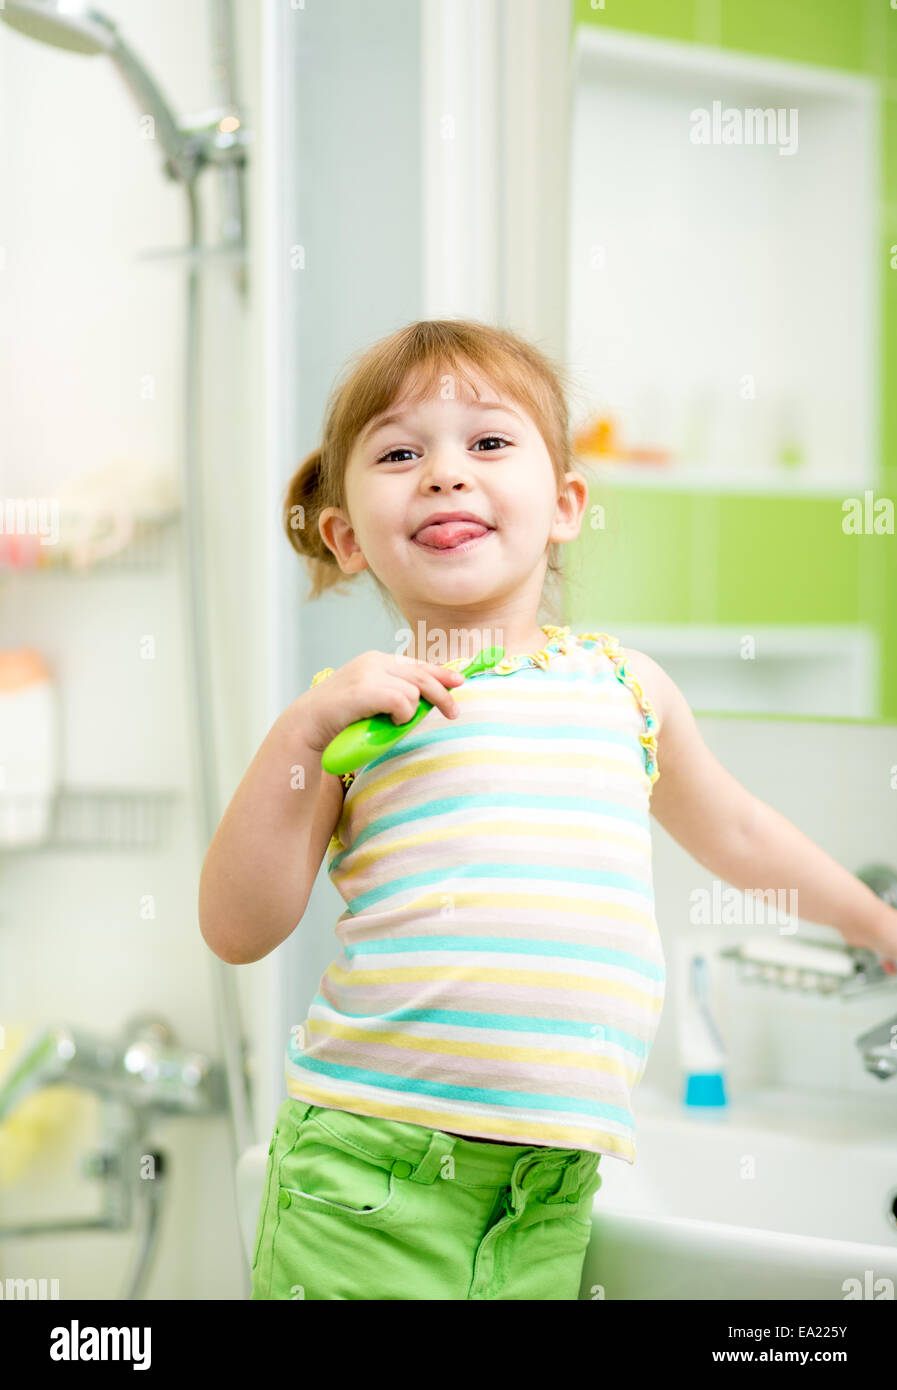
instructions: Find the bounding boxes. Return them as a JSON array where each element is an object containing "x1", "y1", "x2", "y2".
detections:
[{"x1": 0, "y1": 649, "x2": 59, "y2": 846}]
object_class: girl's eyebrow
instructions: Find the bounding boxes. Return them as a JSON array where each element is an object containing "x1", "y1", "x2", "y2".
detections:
[{"x1": 359, "y1": 400, "x2": 523, "y2": 446}]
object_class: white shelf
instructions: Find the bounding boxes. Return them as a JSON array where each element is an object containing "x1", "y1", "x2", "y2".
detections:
[
  {"x1": 594, "y1": 624, "x2": 878, "y2": 718},
  {"x1": 0, "y1": 511, "x2": 179, "y2": 574},
  {"x1": 574, "y1": 458, "x2": 872, "y2": 496}
]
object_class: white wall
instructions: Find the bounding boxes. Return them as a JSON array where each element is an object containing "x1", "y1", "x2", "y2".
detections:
[{"x1": 646, "y1": 716, "x2": 897, "y2": 1104}]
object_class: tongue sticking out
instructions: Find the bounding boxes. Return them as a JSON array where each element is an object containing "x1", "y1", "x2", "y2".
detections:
[{"x1": 414, "y1": 520, "x2": 491, "y2": 549}]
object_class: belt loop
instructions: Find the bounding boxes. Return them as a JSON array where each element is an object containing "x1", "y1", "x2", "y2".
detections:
[
  {"x1": 545, "y1": 1153, "x2": 584, "y2": 1204},
  {"x1": 410, "y1": 1129, "x2": 458, "y2": 1185}
]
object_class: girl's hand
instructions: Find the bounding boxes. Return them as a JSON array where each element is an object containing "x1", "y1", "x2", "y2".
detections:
[
  {"x1": 869, "y1": 904, "x2": 897, "y2": 974},
  {"x1": 301, "y1": 651, "x2": 466, "y2": 754}
]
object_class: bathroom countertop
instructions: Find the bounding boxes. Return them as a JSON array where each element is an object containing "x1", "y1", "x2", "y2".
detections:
[{"x1": 636, "y1": 1082, "x2": 897, "y2": 1152}]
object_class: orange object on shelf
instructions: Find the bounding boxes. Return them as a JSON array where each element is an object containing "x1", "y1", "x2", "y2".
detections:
[
  {"x1": 620, "y1": 447, "x2": 673, "y2": 465},
  {"x1": 0, "y1": 648, "x2": 51, "y2": 691},
  {"x1": 574, "y1": 415, "x2": 618, "y2": 456},
  {"x1": 574, "y1": 413, "x2": 673, "y2": 465}
]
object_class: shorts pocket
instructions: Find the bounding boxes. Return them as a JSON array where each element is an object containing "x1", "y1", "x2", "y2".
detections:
[{"x1": 276, "y1": 1114, "x2": 406, "y2": 1226}]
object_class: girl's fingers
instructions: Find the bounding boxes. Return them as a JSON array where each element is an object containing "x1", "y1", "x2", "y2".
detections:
[
  {"x1": 381, "y1": 673, "x2": 461, "y2": 724},
  {"x1": 396, "y1": 656, "x2": 466, "y2": 685},
  {"x1": 417, "y1": 673, "x2": 461, "y2": 720}
]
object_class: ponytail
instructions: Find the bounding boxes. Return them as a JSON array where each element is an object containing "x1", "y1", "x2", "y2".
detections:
[{"x1": 281, "y1": 447, "x2": 352, "y2": 599}]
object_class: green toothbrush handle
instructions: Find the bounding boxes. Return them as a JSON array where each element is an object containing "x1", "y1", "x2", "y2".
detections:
[{"x1": 321, "y1": 646, "x2": 504, "y2": 777}]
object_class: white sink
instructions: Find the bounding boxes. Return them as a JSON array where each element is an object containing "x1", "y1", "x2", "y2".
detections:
[
  {"x1": 598, "y1": 1084, "x2": 897, "y2": 1243},
  {"x1": 237, "y1": 1085, "x2": 897, "y2": 1299},
  {"x1": 580, "y1": 1084, "x2": 897, "y2": 1299}
]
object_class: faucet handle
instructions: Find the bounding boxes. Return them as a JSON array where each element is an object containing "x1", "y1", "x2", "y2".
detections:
[
  {"x1": 849, "y1": 863, "x2": 897, "y2": 991},
  {"x1": 841, "y1": 945, "x2": 897, "y2": 998}
]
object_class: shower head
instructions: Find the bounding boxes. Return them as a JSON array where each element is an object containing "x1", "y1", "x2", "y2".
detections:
[
  {"x1": 0, "y1": 0, "x2": 116, "y2": 53},
  {"x1": 0, "y1": 0, "x2": 200, "y2": 181}
]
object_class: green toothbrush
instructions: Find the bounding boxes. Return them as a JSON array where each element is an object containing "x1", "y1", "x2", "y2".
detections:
[{"x1": 321, "y1": 645, "x2": 505, "y2": 776}]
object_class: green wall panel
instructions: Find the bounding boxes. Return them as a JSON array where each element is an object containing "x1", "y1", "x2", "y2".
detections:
[
  {"x1": 719, "y1": 0, "x2": 867, "y2": 72},
  {"x1": 713, "y1": 499, "x2": 859, "y2": 621},
  {"x1": 566, "y1": 489, "x2": 696, "y2": 621},
  {"x1": 565, "y1": 493, "x2": 867, "y2": 623},
  {"x1": 574, "y1": 0, "x2": 886, "y2": 71},
  {"x1": 571, "y1": 0, "x2": 696, "y2": 43}
]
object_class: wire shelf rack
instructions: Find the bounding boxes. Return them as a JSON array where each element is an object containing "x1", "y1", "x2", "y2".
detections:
[
  {"x1": 0, "y1": 511, "x2": 179, "y2": 575},
  {"x1": 0, "y1": 787, "x2": 179, "y2": 852}
]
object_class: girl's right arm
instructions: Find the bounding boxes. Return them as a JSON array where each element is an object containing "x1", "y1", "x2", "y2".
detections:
[
  {"x1": 198, "y1": 692, "x2": 345, "y2": 964},
  {"x1": 198, "y1": 651, "x2": 465, "y2": 964}
]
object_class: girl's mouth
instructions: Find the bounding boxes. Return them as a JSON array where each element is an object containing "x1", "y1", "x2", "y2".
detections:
[{"x1": 412, "y1": 523, "x2": 495, "y2": 555}]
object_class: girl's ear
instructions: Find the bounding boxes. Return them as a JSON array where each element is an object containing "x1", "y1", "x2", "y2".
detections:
[
  {"x1": 551, "y1": 471, "x2": 589, "y2": 540},
  {"x1": 318, "y1": 507, "x2": 369, "y2": 575}
]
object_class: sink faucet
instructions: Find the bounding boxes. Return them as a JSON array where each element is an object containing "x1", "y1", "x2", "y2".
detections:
[
  {"x1": 855, "y1": 1014, "x2": 897, "y2": 1080},
  {"x1": 853, "y1": 865, "x2": 897, "y2": 1081},
  {"x1": 0, "y1": 1015, "x2": 228, "y2": 1261},
  {"x1": 0, "y1": 1015, "x2": 227, "y2": 1122}
]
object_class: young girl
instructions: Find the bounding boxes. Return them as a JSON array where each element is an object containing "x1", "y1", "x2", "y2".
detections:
[{"x1": 200, "y1": 318, "x2": 897, "y2": 1301}]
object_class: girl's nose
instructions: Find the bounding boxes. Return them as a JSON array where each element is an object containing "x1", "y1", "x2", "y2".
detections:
[{"x1": 419, "y1": 451, "x2": 474, "y2": 490}]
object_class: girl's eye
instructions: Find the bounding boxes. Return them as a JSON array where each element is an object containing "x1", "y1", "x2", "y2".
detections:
[
  {"x1": 473, "y1": 435, "x2": 512, "y2": 451},
  {"x1": 376, "y1": 436, "x2": 512, "y2": 464},
  {"x1": 377, "y1": 448, "x2": 416, "y2": 463}
]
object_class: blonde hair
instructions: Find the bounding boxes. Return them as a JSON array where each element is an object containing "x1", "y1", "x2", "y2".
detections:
[{"x1": 282, "y1": 318, "x2": 584, "y2": 621}]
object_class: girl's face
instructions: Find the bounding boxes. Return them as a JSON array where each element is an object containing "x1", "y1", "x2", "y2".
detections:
[{"x1": 318, "y1": 367, "x2": 587, "y2": 626}]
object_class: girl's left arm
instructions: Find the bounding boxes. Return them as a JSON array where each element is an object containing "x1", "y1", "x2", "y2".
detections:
[{"x1": 621, "y1": 648, "x2": 897, "y2": 959}]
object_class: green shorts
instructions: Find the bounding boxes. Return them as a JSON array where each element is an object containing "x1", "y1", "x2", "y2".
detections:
[{"x1": 251, "y1": 1097, "x2": 603, "y2": 1301}]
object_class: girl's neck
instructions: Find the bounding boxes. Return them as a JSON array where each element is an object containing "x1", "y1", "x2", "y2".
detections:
[{"x1": 401, "y1": 615, "x2": 555, "y2": 665}]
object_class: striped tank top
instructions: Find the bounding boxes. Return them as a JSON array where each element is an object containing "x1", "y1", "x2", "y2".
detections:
[{"x1": 284, "y1": 625, "x2": 663, "y2": 1164}]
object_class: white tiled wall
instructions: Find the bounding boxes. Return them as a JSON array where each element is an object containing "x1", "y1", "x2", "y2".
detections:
[{"x1": 645, "y1": 715, "x2": 897, "y2": 1103}]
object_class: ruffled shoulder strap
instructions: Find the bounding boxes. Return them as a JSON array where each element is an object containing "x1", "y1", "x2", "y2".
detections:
[
  {"x1": 309, "y1": 667, "x2": 356, "y2": 790},
  {"x1": 577, "y1": 632, "x2": 659, "y2": 785}
]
